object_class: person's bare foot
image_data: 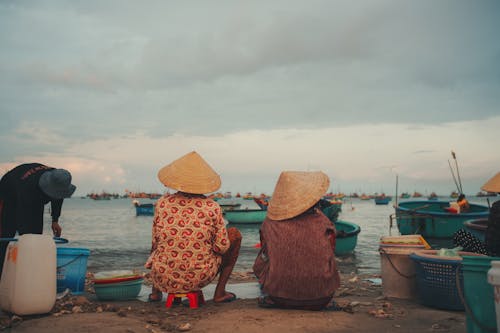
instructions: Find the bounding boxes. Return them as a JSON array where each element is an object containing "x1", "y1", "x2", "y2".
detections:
[
  {"x1": 148, "y1": 289, "x2": 163, "y2": 302},
  {"x1": 213, "y1": 292, "x2": 237, "y2": 303}
]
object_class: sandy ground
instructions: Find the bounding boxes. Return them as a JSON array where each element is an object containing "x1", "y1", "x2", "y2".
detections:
[{"x1": 0, "y1": 272, "x2": 466, "y2": 333}]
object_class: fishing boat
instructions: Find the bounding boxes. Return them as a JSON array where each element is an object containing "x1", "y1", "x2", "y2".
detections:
[
  {"x1": 223, "y1": 208, "x2": 267, "y2": 224},
  {"x1": 393, "y1": 200, "x2": 490, "y2": 238},
  {"x1": 400, "y1": 192, "x2": 411, "y2": 199},
  {"x1": 335, "y1": 220, "x2": 361, "y2": 256},
  {"x1": 134, "y1": 203, "x2": 154, "y2": 216},
  {"x1": 463, "y1": 218, "x2": 488, "y2": 241},
  {"x1": 374, "y1": 195, "x2": 392, "y2": 205},
  {"x1": 360, "y1": 193, "x2": 371, "y2": 200},
  {"x1": 427, "y1": 192, "x2": 438, "y2": 200},
  {"x1": 217, "y1": 200, "x2": 242, "y2": 211}
]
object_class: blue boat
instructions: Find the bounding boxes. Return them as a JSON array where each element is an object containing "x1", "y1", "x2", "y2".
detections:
[
  {"x1": 394, "y1": 200, "x2": 490, "y2": 238},
  {"x1": 135, "y1": 203, "x2": 154, "y2": 216},
  {"x1": 463, "y1": 218, "x2": 488, "y2": 241},
  {"x1": 223, "y1": 209, "x2": 267, "y2": 224},
  {"x1": 335, "y1": 220, "x2": 361, "y2": 256},
  {"x1": 374, "y1": 195, "x2": 392, "y2": 205},
  {"x1": 321, "y1": 204, "x2": 360, "y2": 255}
]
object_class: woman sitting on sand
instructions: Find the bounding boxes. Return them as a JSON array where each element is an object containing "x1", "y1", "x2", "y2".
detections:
[
  {"x1": 253, "y1": 171, "x2": 341, "y2": 310},
  {"x1": 145, "y1": 151, "x2": 242, "y2": 303}
]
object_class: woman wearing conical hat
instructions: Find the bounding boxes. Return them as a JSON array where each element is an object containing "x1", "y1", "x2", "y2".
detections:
[
  {"x1": 253, "y1": 171, "x2": 341, "y2": 310},
  {"x1": 453, "y1": 172, "x2": 500, "y2": 256},
  {"x1": 482, "y1": 172, "x2": 500, "y2": 257},
  {"x1": 145, "y1": 151, "x2": 241, "y2": 303}
]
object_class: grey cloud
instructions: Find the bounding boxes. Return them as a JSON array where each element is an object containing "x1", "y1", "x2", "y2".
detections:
[{"x1": 0, "y1": 0, "x2": 499, "y2": 145}]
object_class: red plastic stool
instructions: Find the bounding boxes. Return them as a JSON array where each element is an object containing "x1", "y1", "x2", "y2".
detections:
[{"x1": 165, "y1": 290, "x2": 205, "y2": 309}]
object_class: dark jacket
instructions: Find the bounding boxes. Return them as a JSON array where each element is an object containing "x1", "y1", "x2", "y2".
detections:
[
  {"x1": 486, "y1": 200, "x2": 500, "y2": 256},
  {"x1": 0, "y1": 163, "x2": 63, "y2": 233}
]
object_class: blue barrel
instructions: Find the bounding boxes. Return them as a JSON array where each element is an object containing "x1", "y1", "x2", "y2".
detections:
[{"x1": 462, "y1": 256, "x2": 500, "y2": 333}]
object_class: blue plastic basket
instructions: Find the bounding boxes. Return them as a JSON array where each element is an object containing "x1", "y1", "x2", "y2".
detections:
[
  {"x1": 57, "y1": 247, "x2": 90, "y2": 295},
  {"x1": 409, "y1": 250, "x2": 483, "y2": 311},
  {"x1": 93, "y1": 279, "x2": 143, "y2": 301}
]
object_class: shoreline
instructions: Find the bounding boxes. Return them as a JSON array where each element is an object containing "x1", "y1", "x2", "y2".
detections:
[{"x1": 0, "y1": 271, "x2": 466, "y2": 333}]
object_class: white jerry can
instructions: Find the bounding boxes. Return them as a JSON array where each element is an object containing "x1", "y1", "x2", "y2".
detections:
[{"x1": 0, "y1": 234, "x2": 57, "y2": 315}]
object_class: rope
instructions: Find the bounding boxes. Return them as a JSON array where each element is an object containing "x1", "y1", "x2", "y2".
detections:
[
  {"x1": 379, "y1": 247, "x2": 416, "y2": 279},
  {"x1": 455, "y1": 266, "x2": 496, "y2": 332}
]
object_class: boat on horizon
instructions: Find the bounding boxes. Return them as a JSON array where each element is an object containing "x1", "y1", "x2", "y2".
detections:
[
  {"x1": 476, "y1": 191, "x2": 498, "y2": 197},
  {"x1": 134, "y1": 202, "x2": 155, "y2": 216},
  {"x1": 374, "y1": 194, "x2": 392, "y2": 205},
  {"x1": 427, "y1": 192, "x2": 438, "y2": 200}
]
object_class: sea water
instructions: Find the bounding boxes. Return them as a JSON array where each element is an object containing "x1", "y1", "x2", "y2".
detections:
[{"x1": 43, "y1": 196, "x2": 495, "y2": 276}]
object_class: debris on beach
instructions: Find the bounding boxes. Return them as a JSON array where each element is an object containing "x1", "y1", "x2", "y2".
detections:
[
  {"x1": 177, "y1": 322, "x2": 192, "y2": 331},
  {"x1": 368, "y1": 309, "x2": 394, "y2": 319}
]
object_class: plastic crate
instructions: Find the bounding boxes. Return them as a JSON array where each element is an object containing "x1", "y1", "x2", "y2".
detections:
[{"x1": 409, "y1": 250, "x2": 484, "y2": 311}]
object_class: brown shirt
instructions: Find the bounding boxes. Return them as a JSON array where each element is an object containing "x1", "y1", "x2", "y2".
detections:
[{"x1": 253, "y1": 209, "x2": 340, "y2": 301}]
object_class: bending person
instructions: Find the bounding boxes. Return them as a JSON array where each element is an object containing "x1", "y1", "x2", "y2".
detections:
[
  {"x1": 0, "y1": 163, "x2": 76, "y2": 277},
  {"x1": 145, "y1": 151, "x2": 241, "y2": 303},
  {"x1": 253, "y1": 171, "x2": 341, "y2": 310}
]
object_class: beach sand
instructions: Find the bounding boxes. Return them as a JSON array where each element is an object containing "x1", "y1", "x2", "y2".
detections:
[{"x1": 0, "y1": 272, "x2": 466, "y2": 333}]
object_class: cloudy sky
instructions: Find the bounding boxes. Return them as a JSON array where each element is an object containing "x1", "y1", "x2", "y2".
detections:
[{"x1": 1, "y1": 0, "x2": 499, "y2": 197}]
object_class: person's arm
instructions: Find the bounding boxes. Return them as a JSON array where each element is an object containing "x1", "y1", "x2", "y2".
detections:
[
  {"x1": 145, "y1": 205, "x2": 161, "y2": 269},
  {"x1": 50, "y1": 199, "x2": 63, "y2": 237},
  {"x1": 212, "y1": 208, "x2": 230, "y2": 255}
]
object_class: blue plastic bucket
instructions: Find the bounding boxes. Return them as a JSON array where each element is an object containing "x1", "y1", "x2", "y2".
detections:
[
  {"x1": 462, "y1": 256, "x2": 500, "y2": 333},
  {"x1": 56, "y1": 248, "x2": 90, "y2": 295}
]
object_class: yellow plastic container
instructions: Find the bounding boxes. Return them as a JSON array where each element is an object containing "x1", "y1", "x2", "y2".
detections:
[{"x1": 0, "y1": 234, "x2": 56, "y2": 315}]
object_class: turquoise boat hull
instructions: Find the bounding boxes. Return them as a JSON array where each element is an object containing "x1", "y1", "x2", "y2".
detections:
[
  {"x1": 335, "y1": 220, "x2": 361, "y2": 256},
  {"x1": 224, "y1": 209, "x2": 267, "y2": 224},
  {"x1": 463, "y1": 218, "x2": 488, "y2": 242},
  {"x1": 395, "y1": 200, "x2": 490, "y2": 238},
  {"x1": 375, "y1": 197, "x2": 391, "y2": 205},
  {"x1": 135, "y1": 204, "x2": 154, "y2": 216}
]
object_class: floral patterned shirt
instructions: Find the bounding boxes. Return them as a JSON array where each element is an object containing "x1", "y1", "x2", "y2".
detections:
[{"x1": 145, "y1": 192, "x2": 230, "y2": 292}]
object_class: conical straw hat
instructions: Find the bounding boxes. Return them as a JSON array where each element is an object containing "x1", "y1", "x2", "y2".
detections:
[
  {"x1": 158, "y1": 151, "x2": 221, "y2": 194},
  {"x1": 481, "y1": 172, "x2": 500, "y2": 193},
  {"x1": 267, "y1": 171, "x2": 330, "y2": 221}
]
